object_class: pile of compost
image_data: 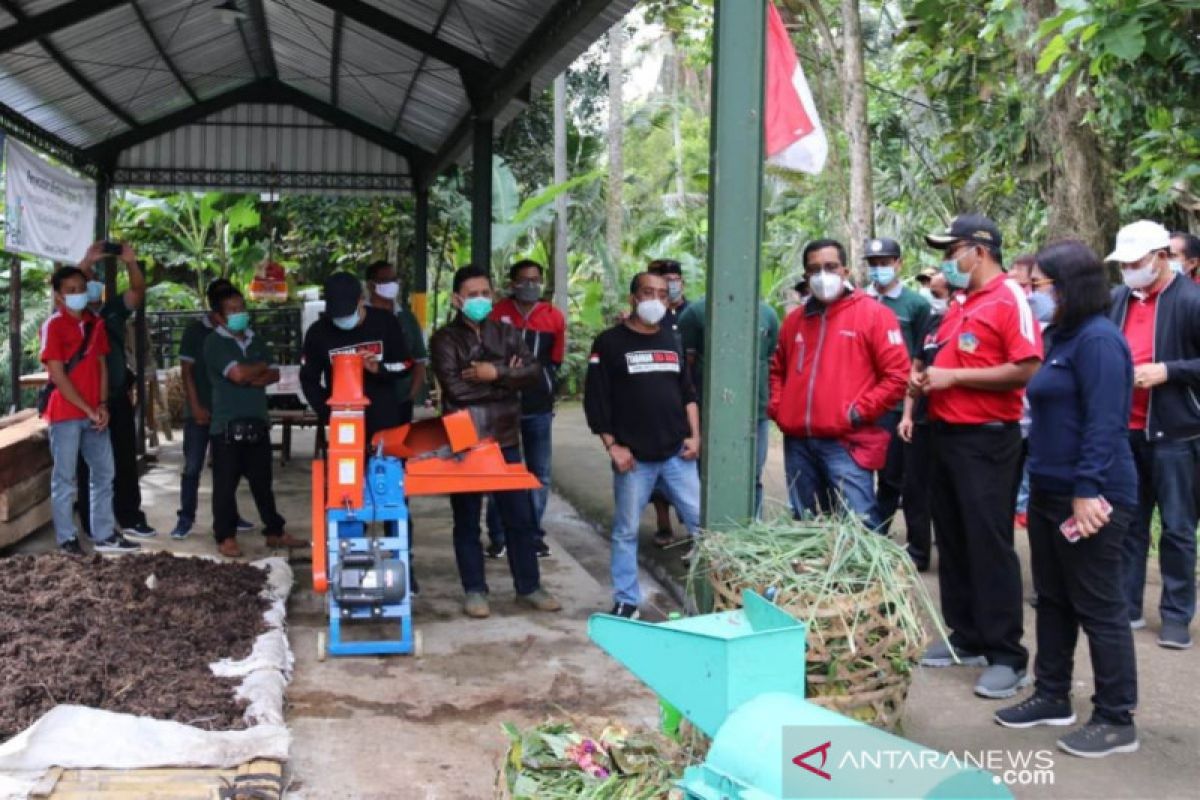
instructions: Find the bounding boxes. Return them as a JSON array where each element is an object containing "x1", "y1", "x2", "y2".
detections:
[{"x1": 0, "y1": 551, "x2": 268, "y2": 741}]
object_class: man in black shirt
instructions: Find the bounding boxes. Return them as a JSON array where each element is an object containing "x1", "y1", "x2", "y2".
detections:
[
  {"x1": 584, "y1": 271, "x2": 701, "y2": 619},
  {"x1": 300, "y1": 272, "x2": 413, "y2": 441}
]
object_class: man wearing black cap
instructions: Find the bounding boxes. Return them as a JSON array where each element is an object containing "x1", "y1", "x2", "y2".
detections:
[
  {"x1": 912, "y1": 213, "x2": 1043, "y2": 700},
  {"x1": 865, "y1": 237, "x2": 931, "y2": 531},
  {"x1": 300, "y1": 272, "x2": 415, "y2": 442}
]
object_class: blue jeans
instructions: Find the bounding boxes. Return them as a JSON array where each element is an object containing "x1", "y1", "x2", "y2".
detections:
[
  {"x1": 486, "y1": 412, "x2": 553, "y2": 546},
  {"x1": 783, "y1": 436, "x2": 881, "y2": 530},
  {"x1": 48, "y1": 419, "x2": 115, "y2": 545},
  {"x1": 178, "y1": 419, "x2": 210, "y2": 526},
  {"x1": 1127, "y1": 435, "x2": 1198, "y2": 625},
  {"x1": 755, "y1": 417, "x2": 769, "y2": 519},
  {"x1": 1016, "y1": 462, "x2": 1031, "y2": 515},
  {"x1": 611, "y1": 450, "x2": 700, "y2": 606},
  {"x1": 449, "y1": 445, "x2": 541, "y2": 596}
]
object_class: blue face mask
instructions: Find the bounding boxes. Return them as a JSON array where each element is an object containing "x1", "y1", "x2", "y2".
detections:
[
  {"x1": 86, "y1": 280, "x2": 105, "y2": 303},
  {"x1": 1028, "y1": 290, "x2": 1057, "y2": 324},
  {"x1": 333, "y1": 311, "x2": 360, "y2": 330},
  {"x1": 941, "y1": 253, "x2": 971, "y2": 290},
  {"x1": 63, "y1": 292, "x2": 89, "y2": 312},
  {"x1": 461, "y1": 296, "x2": 493, "y2": 323},
  {"x1": 869, "y1": 266, "x2": 896, "y2": 287},
  {"x1": 225, "y1": 311, "x2": 250, "y2": 333}
]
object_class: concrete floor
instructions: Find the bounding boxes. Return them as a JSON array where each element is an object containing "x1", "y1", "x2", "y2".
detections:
[
  {"x1": 8, "y1": 412, "x2": 1200, "y2": 798},
  {"x1": 6, "y1": 428, "x2": 671, "y2": 799},
  {"x1": 552, "y1": 402, "x2": 1200, "y2": 799}
]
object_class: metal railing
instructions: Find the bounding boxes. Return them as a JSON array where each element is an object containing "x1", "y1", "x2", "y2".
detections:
[{"x1": 148, "y1": 306, "x2": 304, "y2": 369}]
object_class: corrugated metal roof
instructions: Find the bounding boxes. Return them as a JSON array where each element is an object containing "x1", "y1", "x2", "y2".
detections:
[
  {"x1": 115, "y1": 102, "x2": 411, "y2": 195},
  {"x1": 0, "y1": 0, "x2": 638, "y2": 193}
]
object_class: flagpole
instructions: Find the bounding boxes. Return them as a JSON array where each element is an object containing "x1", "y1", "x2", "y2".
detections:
[{"x1": 700, "y1": 0, "x2": 767, "y2": 538}]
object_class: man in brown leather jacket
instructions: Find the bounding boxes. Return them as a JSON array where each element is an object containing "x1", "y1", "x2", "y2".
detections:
[{"x1": 430, "y1": 265, "x2": 562, "y2": 618}]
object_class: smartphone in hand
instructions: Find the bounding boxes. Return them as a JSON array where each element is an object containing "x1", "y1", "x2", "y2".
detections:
[{"x1": 1060, "y1": 496, "x2": 1113, "y2": 542}]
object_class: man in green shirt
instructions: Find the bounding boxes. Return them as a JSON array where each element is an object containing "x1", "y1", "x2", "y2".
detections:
[
  {"x1": 365, "y1": 260, "x2": 428, "y2": 423},
  {"x1": 203, "y1": 286, "x2": 305, "y2": 558},
  {"x1": 75, "y1": 241, "x2": 156, "y2": 540},
  {"x1": 171, "y1": 278, "x2": 249, "y2": 540},
  {"x1": 863, "y1": 236, "x2": 932, "y2": 531},
  {"x1": 677, "y1": 297, "x2": 780, "y2": 518}
]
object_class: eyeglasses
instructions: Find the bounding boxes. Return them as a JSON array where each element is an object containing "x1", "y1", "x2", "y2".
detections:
[{"x1": 804, "y1": 262, "x2": 843, "y2": 276}]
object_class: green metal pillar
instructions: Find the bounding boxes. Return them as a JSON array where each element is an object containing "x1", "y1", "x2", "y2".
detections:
[
  {"x1": 95, "y1": 169, "x2": 113, "y2": 293},
  {"x1": 700, "y1": 0, "x2": 767, "y2": 530},
  {"x1": 411, "y1": 182, "x2": 430, "y2": 328},
  {"x1": 470, "y1": 118, "x2": 494, "y2": 271}
]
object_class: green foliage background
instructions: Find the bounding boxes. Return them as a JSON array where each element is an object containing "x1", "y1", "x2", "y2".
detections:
[{"x1": 2, "y1": 0, "x2": 1198, "y2": 409}]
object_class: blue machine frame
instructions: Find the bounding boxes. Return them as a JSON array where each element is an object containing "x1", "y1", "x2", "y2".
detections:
[{"x1": 325, "y1": 454, "x2": 414, "y2": 657}]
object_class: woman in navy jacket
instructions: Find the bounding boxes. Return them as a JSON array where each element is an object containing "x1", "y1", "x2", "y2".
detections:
[{"x1": 994, "y1": 241, "x2": 1140, "y2": 759}]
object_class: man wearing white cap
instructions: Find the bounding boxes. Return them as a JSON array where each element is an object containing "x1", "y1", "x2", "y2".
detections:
[{"x1": 1107, "y1": 220, "x2": 1200, "y2": 650}]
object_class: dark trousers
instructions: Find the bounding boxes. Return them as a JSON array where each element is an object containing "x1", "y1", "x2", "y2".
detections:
[
  {"x1": 930, "y1": 423, "x2": 1027, "y2": 669},
  {"x1": 486, "y1": 412, "x2": 553, "y2": 546},
  {"x1": 875, "y1": 409, "x2": 905, "y2": 530},
  {"x1": 177, "y1": 419, "x2": 241, "y2": 526},
  {"x1": 210, "y1": 434, "x2": 285, "y2": 542},
  {"x1": 450, "y1": 445, "x2": 540, "y2": 596},
  {"x1": 1028, "y1": 491, "x2": 1137, "y2": 725},
  {"x1": 903, "y1": 421, "x2": 934, "y2": 565},
  {"x1": 76, "y1": 391, "x2": 145, "y2": 536},
  {"x1": 1126, "y1": 434, "x2": 1198, "y2": 626}
]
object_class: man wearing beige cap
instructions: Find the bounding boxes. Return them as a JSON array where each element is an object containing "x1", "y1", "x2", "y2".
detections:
[{"x1": 1107, "y1": 220, "x2": 1200, "y2": 650}]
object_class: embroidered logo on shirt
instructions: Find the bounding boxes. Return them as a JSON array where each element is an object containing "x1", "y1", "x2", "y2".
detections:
[
  {"x1": 958, "y1": 332, "x2": 979, "y2": 353},
  {"x1": 625, "y1": 350, "x2": 681, "y2": 374},
  {"x1": 329, "y1": 340, "x2": 383, "y2": 358}
]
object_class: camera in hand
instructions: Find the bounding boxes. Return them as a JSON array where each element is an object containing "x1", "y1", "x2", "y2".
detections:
[{"x1": 101, "y1": 241, "x2": 122, "y2": 256}]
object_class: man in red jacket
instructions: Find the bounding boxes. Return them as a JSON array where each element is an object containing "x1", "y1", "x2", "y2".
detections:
[
  {"x1": 769, "y1": 239, "x2": 910, "y2": 530},
  {"x1": 486, "y1": 259, "x2": 566, "y2": 558}
]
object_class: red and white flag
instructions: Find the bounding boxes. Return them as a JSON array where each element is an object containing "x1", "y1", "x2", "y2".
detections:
[{"x1": 765, "y1": 1, "x2": 827, "y2": 175}]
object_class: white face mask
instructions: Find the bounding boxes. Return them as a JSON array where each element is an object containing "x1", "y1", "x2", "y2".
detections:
[
  {"x1": 929, "y1": 296, "x2": 948, "y2": 314},
  {"x1": 809, "y1": 272, "x2": 845, "y2": 303},
  {"x1": 1121, "y1": 258, "x2": 1159, "y2": 290},
  {"x1": 636, "y1": 299, "x2": 667, "y2": 326},
  {"x1": 373, "y1": 281, "x2": 400, "y2": 300}
]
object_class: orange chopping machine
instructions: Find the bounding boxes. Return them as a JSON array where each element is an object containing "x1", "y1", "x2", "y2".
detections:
[{"x1": 311, "y1": 352, "x2": 540, "y2": 658}]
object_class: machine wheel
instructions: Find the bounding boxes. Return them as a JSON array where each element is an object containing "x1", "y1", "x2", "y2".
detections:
[
  {"x1": 412, "y1": 630, "x2": 423, "y2": 659},
  {"x1": 316, "y1": 630, "x2": 327, "y2": 662}
]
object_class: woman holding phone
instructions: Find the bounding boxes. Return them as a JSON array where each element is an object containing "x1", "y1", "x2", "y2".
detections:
[{"x1": 994, "y1": 240, "x2": 1140, "y2": 759}]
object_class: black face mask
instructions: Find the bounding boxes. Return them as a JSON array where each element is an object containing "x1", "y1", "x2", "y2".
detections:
[{"x1": 513, "y1": 283, "x2": 542, "y2": 303}]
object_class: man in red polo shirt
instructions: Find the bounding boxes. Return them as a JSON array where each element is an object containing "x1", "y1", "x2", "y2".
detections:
[
  {"x1": 912, "y1": 214, "x2": 1042, "y2": 700},
  {"x1": 486, "y1": 259, "x2": 566, "y2": 559},
  {"x1": 40, "y1": 266, "x2": 139, "y2": 555}
]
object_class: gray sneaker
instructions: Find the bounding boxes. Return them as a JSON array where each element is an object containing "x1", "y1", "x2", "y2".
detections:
[
  {"x1": 515, "y1": 588, "x2": 562, "y2": 612},
  {"x1": 1157, "y1": 621, "x2": 1193, "y2": 650},
  {"x1": 463, "y1": 592, "x2": 490, "y2": 619},
  {"x1": 920, "y1": 639, "x2": 989, "y2": 668},
  {"x1": 1130, "y1": 616, "x2": 1147, "y2": 630},
  {"x1": 974, "y1": 665, "x2": 1031, "y2": 699},
  {"x1": 1057, "y1": 721, "x2": 1138, "y2": 758}
]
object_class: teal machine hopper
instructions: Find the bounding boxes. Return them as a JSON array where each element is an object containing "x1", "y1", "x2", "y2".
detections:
[{"x1": 588, "y1": 591, "x2": 1012, "y2": 800}]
